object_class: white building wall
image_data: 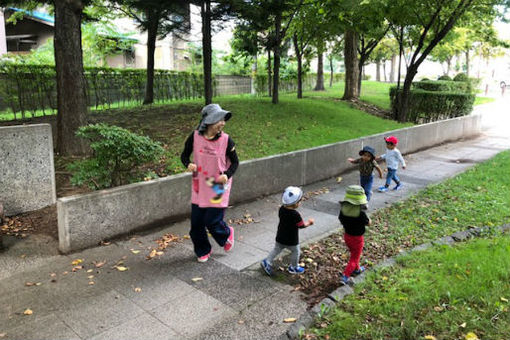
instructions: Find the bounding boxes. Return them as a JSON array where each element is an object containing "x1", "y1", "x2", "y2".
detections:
[{"x1": 0, "y1": 10, "x2": 8, "y2": 55}]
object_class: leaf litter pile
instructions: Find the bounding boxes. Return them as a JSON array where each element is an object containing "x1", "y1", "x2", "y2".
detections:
[{"x1": 294, "y1": 211, "x2": 418, "y2": 306}]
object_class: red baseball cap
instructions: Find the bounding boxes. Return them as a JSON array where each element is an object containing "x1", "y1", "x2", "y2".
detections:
[{"x1": 384, "y1": 136, "x2": 399, "y2": 145}]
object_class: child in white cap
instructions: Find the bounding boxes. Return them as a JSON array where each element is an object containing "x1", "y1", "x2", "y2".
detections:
[{"x1": 260, "y1": 186, "x2": 314, "y2": 275}]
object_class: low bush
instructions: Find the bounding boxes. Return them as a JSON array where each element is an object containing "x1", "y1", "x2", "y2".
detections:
[
  {"x1": 69, "y1": 124, "x2": 164, "y2": 189},
  {"x1": 453, "y1": 72, "x2": 469, "y2": 82},
  {"x1": 413, "y1": 80, "x2": 471, "y2": 93},
  {"x1": 390, "y1": 87, "x2": 475, "y2": 123},
  {"x1": 437, "y1": 74, "x2": 452, "y2": 80}
]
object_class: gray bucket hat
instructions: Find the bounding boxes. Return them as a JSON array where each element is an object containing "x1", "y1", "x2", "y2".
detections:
[{"x1": 197, "y1": 104, "x2": 232, "y2": 133}]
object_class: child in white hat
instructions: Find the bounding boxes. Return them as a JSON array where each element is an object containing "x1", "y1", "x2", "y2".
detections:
[{"x1": 261, "y1": 186, "x2": 314, "y2": 275}]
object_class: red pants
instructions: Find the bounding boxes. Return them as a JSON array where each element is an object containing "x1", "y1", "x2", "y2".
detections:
[{"x1": 343, "y1": 233, "x2": 364, "y2": 277}]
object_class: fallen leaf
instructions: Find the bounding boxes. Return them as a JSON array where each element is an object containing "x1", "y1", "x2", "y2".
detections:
[
  {"x1": 87, "y1": 275, "x2": 94, "y2": 279},
  {"x1": 191, "y1": 277, "x2": 203, "y2": 282},
  {"x1": 88, "y1": 281, "x2": 95, "y2": 285},
  {"x1": 115, "y1": 266, "x2": 128, "y2": 272},
  {"x1": 433, "y1": 306, "x2": 443, "y2": 312},
  {"x1": 424, "y1": 336, "x2": 437, "y2": 340},
  {"x1": 130, "y1": 249, "x2": 140, "y2": 254},
  {"x1": 183, "y1": 235, "x2": 190, "y2": 239},
  {"x1": 94, "y1": 261, "x2": 106, "y2": 268},
  {"x1": 283, "y1": 318, "x2": 297, "y2": 323},
  {"x1": 238, "y1": 320, "x2": 245, "y2": 324},
  {"x1": 72, "y1": 266, "x2": 83, "y2": 272},
  {"x1": 500, "y1": 297, "x2": 508, "y2": 303},
  {"x1": 23, "y1": 308, "x2": 33, "y2": 315},
  {"x1": 336, "y1": 176, "x2": 343, "y2": 183},
  {"x1": 134, "y1": 287, "x2": 142, "y2": 293},
  {"x1": 460, "y1": 322, "x2": 467, "y2": 328},
  {"x1": 100, "y1": 241, "x2": 111, "y2": 246},
  {"x1": 71, "y1": 259, "x2": 83, "y2": 265},
  {"x1": 156, "y1": 251, "x2": 164, "y2": 256},
  {"x1": 0, "y1": 332, "x2": 6, "y2": 338},
  {"x1": 25, "y1": 282, "x2": 36, "y2": 287},
  {"x1": 86, "y1": 269, "x2": 93, "y2": 273},
  {"x1": 50, "y1": 273, "x2": 57, "y2": 277},
  {"x1": 465, "y1": 332, "x2": 479, "y2": 340}
]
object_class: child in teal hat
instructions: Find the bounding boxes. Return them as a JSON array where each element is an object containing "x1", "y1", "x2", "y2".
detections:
[{"x1": 339, "y1": 185, "x2": 371, "y2": 285}]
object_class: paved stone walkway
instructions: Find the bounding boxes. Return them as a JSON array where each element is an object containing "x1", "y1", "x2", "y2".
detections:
[{"x1": 1, "y1": 97, "x2": 509, "y2": 340}]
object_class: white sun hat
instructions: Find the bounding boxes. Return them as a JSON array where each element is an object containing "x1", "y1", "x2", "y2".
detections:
[{"x1": 282, "y1": 186, "x2": 303, "y2": 206}]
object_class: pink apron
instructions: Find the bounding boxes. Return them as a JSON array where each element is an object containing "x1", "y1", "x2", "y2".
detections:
[{"x1": 191, "y1": 130, "x2": 232, "y2": 208}]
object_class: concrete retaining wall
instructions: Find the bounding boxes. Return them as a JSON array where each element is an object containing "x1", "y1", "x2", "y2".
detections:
[
  {"x1": 0, "y1": 124, "x2": 56, "y2": 215},
  {"x1": 58, "y1": 114, "x2": 482, "y2": 253}
]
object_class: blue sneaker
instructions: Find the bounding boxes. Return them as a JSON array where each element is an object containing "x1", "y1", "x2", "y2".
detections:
[
  {"x1": 288, "y1": 265, "x2": 305, "y2": 275},
  {"x1": 340, "y1": 274, "x2": 351, "y2": 285},
  {"x1": 378, "y1": 186, "x2": 389, "y2": 192},
  {"x1": 260, "y1": 259, "x2": 272, "y2": 276},
  {"x1": 393, "y1": 183, "x2": 403, "y2": 191},
  {"x1": 351, "y1": 266, "x2": 365, "y2": 276}
]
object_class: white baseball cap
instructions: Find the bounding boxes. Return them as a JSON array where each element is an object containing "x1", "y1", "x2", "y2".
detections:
[{"x1": 282, "y1": 186, "x2": 303, "y2": 206}]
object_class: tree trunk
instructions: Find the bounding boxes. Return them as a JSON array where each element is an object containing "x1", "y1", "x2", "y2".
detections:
[
  {"x1": 293, "y1": 34, "x2": 303, "y2": 99},
  {"x1": 272, "y1": 12, "x2": 282, "y2": 104},
  {"x1": 383, "y1": 61, "x2": 387, "y2": 82},
  {"x1": 54, "y1": 0, "x2": 89, "y2": 156},
  {"x1": 342, "y1": 29, "x2": 359, "y2": 100},
  {"x1": 390, "y1": 54, "x2": 396, "y2": 83},
  {"x1": 201, "y1": 0, "x2": 212, "y2": 105},
  {"x1": 329, "y1": 55, "x2": 334, "y2": 87},
  {"x1": 465, "y1": 50, "x2": 470, "y2": 77},
  {"x1": 314, "y1": 51, "x2": 325, "y2": 91},
  {"x1": 143, "y1": 10, "x2": 159, "y2": 105},
  {"x1": 251, "y1": 54, "x2": 257, "y2": 95},
  {"x1": 396, "y1": 65, "x2": 418, "y2": 123},
  {"x1": 446, "y1": 57, "x2": 452, "y2": 76},
  {"x1": 267, "y1": 49, "x2": 272, "y2": 97},
  {"x1": 376, "y1": 60, "x2": 381, "y2": 82}
]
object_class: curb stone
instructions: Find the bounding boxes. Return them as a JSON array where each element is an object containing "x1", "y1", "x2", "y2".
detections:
[{"x1": 286, "y1": 224, "x2": 509, "y2": 339}]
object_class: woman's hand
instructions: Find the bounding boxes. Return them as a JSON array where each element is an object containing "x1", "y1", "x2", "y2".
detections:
[
  {"x1": 187, "y1": 163, "x2": 197, "y2": 172},
  {"x1": 217, "y1": 174, "x2": 228, "y2": 184}
]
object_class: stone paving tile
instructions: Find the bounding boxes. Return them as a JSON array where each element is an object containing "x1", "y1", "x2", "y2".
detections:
[
  {"x1": 87, "y1": 313, "x2": 180, "y2": 340},
  {"x1": 2, "y1": 313, "x2": 81, "y2": 340},
  {"x1": 190, "y1": 288, "x2": 308, "y2": 340},
  {"x1": 150, "y1": 287, "x2": 236, "y2": 338},
  {"x1": 190, "y1": 269, "x2": 279, "y2": 311},
  {"x1": 55, "y1": 289, "x2": 146, "y2": 339}
]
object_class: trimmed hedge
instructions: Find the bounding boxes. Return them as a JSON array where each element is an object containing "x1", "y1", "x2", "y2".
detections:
[
  {"x1": 254, "y1": 73, "x2": 344, "y2": 96},
  {"x1": 413, "y1": 80, "x2": 471, "y2": 93},
  {"x1": 390, "y1": 87, "x2": 475, "y2": 123}
]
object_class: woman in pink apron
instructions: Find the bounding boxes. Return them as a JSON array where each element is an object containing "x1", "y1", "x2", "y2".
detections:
[{"x1": 181, "y1": 104, "x2": 239, "y2": 262}]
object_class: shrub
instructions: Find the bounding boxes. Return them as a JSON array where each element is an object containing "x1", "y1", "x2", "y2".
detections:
[
  {"x1": 69, "y1": 124, "x2": 164, "y2": 189},
  {"x1": 390, "y1": 87, "x2": 475, "y2": 123},
  {"x1": 413, "y1": 80, "x2": 471, "y2": 93},
  {"x1": 437, "y1": 74, "x2": 452, "y2": 81},
  {"x1": 453, "y1": 72, "x2": 469, "y2": 82}
]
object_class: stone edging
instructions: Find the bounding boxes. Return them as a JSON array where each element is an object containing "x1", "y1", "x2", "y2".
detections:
[{"x1": 283, "y1": 223, "x2": 510, "y2": 339}]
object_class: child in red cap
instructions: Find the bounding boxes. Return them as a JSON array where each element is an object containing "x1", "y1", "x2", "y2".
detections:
[{"x1": 377, "y1": 136, "x2": 406, "y2": 192}]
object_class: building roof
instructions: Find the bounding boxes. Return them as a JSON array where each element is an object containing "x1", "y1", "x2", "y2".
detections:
[{"x1": 8, "y1": 7, "x2": 55, "y2": 25}]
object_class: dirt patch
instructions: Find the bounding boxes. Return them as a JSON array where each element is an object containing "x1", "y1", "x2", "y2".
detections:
[
  {"x1": 345, "y1": 98, "x2": 392, "y2": 119},
  {"x1": 1, "y1": 205, "x2": 58, "y2": 240}
]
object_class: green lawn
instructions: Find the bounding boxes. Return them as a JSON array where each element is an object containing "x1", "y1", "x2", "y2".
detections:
[
  {"x1": 309, "y1": 235, "x2": 510, "y2": 340},
  {"x1": 304, "y1": 150, "x2": 510, "y2": 339}
]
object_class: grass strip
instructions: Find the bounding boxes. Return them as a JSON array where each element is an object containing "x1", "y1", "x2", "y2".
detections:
[{"x1": 307, "y1": 235, "x2": 510, "y2": 340}]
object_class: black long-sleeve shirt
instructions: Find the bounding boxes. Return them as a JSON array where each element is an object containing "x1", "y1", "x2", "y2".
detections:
[{"x1": 180, "y1": 131, "x2": 239, "y2": 178}]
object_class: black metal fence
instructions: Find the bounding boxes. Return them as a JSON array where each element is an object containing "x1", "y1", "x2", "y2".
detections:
[{"x1": 0, "y1": 64, "x2": 344, "y2": 120}]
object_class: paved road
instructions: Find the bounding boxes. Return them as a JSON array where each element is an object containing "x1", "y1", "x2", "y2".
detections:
[{"x1": 1, "y1": 98, "x2": 509, "y2": 340}]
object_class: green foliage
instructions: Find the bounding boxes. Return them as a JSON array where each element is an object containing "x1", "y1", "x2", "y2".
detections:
[
  {"x1": 437, "y1": 74, "x2": 452, "y2": 81},
  {"x1": 69, "y1": 124, "x2": 164, "y2": 189},
  {"x1": 453, "y1": 72, "x2": 469, "y2": 82},
  {"x1": 390, "y1": 86, "x2": 475, "y2": 123},
  {"x1": 413, "y1": 80, "x2": 470, "y2": 92}
]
